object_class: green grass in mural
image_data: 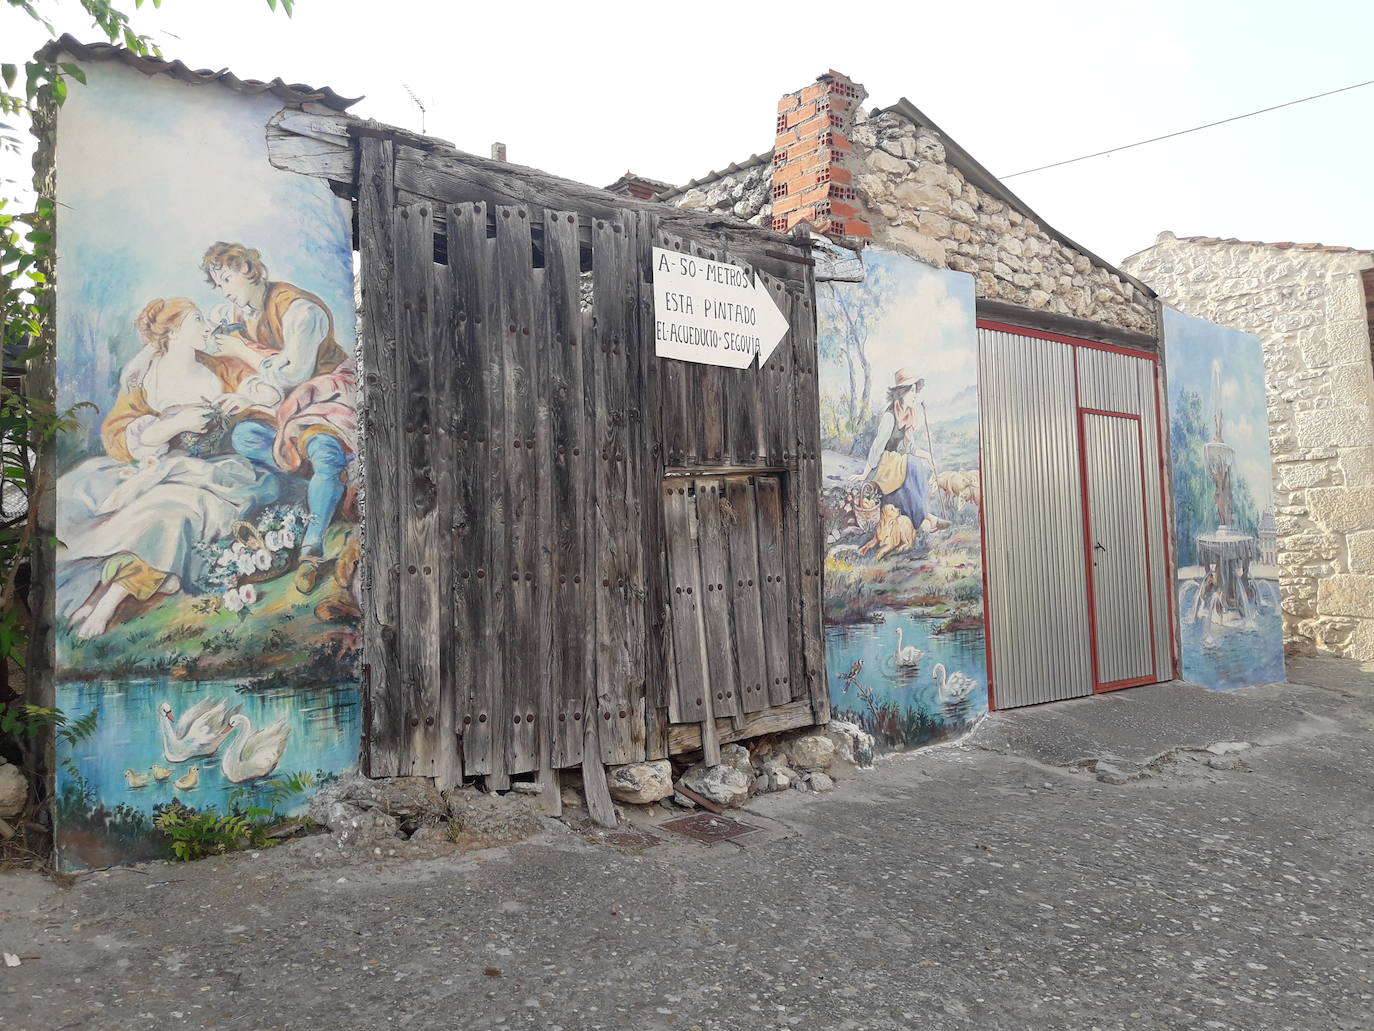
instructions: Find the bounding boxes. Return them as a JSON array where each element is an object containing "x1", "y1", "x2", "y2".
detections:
[{"x1": 58, "y1": 526, "x2": 358, "y2": 684}]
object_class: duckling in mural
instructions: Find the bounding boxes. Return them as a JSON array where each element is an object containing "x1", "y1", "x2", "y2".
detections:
[
  {"x1": 157, "y1": 698, "x2": 241, "y2": 763},
  {"x1": 173, "y1": 766, "x2": 200, "y2": 791},
  {"x1": 123, "y1": 768, "x2": 151, "y2": 788},
  {"x1": 150, "y1": 764, "x2": 172, "y2": 782}
]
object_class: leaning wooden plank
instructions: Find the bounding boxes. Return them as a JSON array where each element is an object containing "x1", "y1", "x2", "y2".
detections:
[
  {"x1": 792, "y1": 281, "x2": 829, "y2": 723},
  {"x1": 430, "y1": 255, "x2": 463, "y2": 789},
  {"x1": 636, "y1": 210, "x2": 671, "y2": 762},
  {"x1": 667, "y1": 699, "x2": 818, "y2": 755},
  {"x1": 663, "y1": 484, "x2": 707, "y2": 725},
  {"x1": 694, "y1": 477, "x2": 739, "y2": 719},
  {"x1": 724, "y1": 476, "x2": 768, "y2": 715},
  {"x1": 581, "y1": 687, "x2": 618, "y2": 828},
  {"x1": 755, "y1": 474, "x2": 794, "y2": 708},
  {"x1": 357, "y1": 137, "x2": 403, "y2": 777},
  {"x1": 591, "y1": 214, "x2": 646, "y2": 766},
  {"x1": 496, "y1": 204, "x2": 541, "y2": 776},
  {"x1": 543, "y1": 208, "x2": 588, "y2": 770},
  {"x1": 772, "y1": 281, "x2": 807, "y2": 705},
  {"x1": 531, "y1": 214, "x2": 558, "y2": 792},
  {"x1": 395, "y1": 198, "x2": 442, "y2": 776}
]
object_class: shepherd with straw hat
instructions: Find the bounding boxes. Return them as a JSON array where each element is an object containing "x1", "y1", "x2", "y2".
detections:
[{"x1": 850, "y1": 368, "x2": 944, "y2": 534}]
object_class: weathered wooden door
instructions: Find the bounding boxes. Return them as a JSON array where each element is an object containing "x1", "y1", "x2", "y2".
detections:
[{"x1": 355, "y1": 133, "x2": 826, "y2": 792}]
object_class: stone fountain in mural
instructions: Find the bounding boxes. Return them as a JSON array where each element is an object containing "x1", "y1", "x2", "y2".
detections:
[{"x1": 1187, "y1": 365, "x2": 1263, "y2": 629}]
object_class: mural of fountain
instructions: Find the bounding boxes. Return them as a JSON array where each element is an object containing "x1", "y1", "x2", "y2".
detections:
[{"x1": 1188, "y1": 362, "x2": 1261, "y2": 628}]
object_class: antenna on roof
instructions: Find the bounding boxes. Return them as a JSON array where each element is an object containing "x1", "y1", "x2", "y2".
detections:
[{"x1": 402, "y1": 84, "x2": 427, "y2": 134}]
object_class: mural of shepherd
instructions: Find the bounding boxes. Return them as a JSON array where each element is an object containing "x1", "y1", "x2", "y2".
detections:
[
  {"x1": 818, "y1": 251, "x2": 988, "y2": 753},
  {"x1": 49, "y1": 58, "x2": 362, "y2": 870}
]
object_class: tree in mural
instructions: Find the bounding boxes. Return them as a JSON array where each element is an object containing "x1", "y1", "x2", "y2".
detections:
[
  {"x1": 1171, "y1": 388, "x2": 1258, "y2": 567},
  {"x1": 817, "y1": 264, "x2": 886, "y2": 454}
]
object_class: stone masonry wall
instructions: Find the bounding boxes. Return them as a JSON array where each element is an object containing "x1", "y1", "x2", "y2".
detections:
[
  {"x1": 665, "y1": 97, "x2": 1156, "y2": 336},
  {"x1": 1123, "y1": 233, "x2": 1374, "y2": 660}
]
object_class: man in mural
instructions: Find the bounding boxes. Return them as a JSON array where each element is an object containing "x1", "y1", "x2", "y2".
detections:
[
  {"x1": 850, "y1": 368, "x2": 948, "y2": 545},
  {"x1": 199, "y1": 242, "x2": 358, "y2": 598}
]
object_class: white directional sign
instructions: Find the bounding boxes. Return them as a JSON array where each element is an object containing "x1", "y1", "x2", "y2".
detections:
[{"x1": 651, "y1": 246, "x2": 790, "y2": 369}]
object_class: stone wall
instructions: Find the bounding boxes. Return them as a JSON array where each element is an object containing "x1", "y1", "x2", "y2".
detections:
[
  {"x1": 664, "y1": 93, "x2": 1157, "y2": 336},
  {"x1": 1123, "y1": 233, "x2": 1374, "y2": 660}
]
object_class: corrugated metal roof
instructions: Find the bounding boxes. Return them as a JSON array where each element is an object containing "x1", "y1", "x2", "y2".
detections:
[{"x1": 38, "y1": 34, "x2": 360, "y2": 112}]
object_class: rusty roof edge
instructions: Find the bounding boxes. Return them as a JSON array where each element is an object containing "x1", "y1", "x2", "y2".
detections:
[
  {"x1": 655, "y1": 150, "x2": 775, "y2": 201},
  {"x1": 37, "y1": 35, "x2": 361, "y2": 112},
  {"x1": 883, "y1": 97, "x2": 1156, "y2": 301}
]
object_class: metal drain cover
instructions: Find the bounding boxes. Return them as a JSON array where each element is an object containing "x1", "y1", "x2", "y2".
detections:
[
  {"x1": 603, "y1": 827, "x2": 663, "y2": 850},
  {"x1": 660, "y1": 812, "x2": 759, "y2": 843}
]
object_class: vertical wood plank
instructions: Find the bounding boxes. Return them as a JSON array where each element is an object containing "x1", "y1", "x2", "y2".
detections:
[
  {"x1": 755, "y1": 474, "x2": 794, "y2": 707},
  {"x1": 663, "y1": 484, "x2": 707, "y2": 724},
  {"x1": 724, "y1": 476, "x2": 768, "y2": 714},
  {"x1": 591, "y1": 214, "x2": 646, "y2": 766},
  {"x1": 395, "y1": 198, "x2": 442, "y2": 774},
  {"x1": 358, "y1": 137, "x2": 403, "y2": 776},
  {"x1": 496, "y1": 204, "x2": 540, "y2": 775},
  {"x1": 792, "y1": 281, "x2": 829, "y2": 723},
  {"x1": 694, "y1": 476, "x2": 739, "y2": 719},
  {"x1": 759, "y1": 273, "x2": 792, "y2": 468},
  {"x1": 431, "y1": 251, "x2": 463, "y2": 788},
  {"x1": 544, "y1": 209, "x2": 588, "y2": 769},
  {"x1": 636, "y1": 210, "x2": 671, "y2": 761},
  {"x1": 450, "y1": 201, "x2": 496, "y2": 774}
]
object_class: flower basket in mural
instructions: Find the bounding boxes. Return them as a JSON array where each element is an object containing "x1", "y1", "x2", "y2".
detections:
[{"x1": 817, "y1": 251, "x2": 989, "y2": 753}]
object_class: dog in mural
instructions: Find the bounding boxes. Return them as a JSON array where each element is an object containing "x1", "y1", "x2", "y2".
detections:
[{"x1": 857, "y1": 503, "x2": 918, "y2": 561}]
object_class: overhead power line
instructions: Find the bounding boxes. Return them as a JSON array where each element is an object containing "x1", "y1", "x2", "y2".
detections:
[{"x1": 1001, "y1": 77, "x2": 1374, "y2": 179}]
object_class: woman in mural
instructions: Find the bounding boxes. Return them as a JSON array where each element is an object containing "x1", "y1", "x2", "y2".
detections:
[
  {"x1": 56, "y1": 298, "x2": 278, "y2": 639},
  {"x1": 850, "y1": 369, "x2": 944, "y2": 539}
]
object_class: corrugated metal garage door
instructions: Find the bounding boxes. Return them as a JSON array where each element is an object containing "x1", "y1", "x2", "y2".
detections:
[
  {"x1": 978, "y1": 328, "x2": 1094, "y2": 707},
  {"x1": 978, "y1": 323, "x2": 1172, "y2": 707}
]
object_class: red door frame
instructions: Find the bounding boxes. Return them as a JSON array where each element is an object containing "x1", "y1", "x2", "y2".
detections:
[
  {"x1": 1077, "y1": 408, "x2": 1158, "y2": 692},
  {"x1": 975, "y1": 319, "x2": 1175, "y2": 708}
]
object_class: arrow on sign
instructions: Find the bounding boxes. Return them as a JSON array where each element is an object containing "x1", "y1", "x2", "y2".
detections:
[{"x1": 652, "y1": 246, "x2": 790, "y2": 369}]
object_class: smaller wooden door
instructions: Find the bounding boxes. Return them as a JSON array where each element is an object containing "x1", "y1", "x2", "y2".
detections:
[
  {"x1": 663, "y1": 474, "x2": 796, "y2": 727},
  {"x1": 1081, "y1": 412, "x2": 1157, "y2": 690}
]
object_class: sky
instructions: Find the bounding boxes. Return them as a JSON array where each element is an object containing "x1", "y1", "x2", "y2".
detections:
[{"x1": 3, "y1": 0, "x2": 1374, "y2": 265}]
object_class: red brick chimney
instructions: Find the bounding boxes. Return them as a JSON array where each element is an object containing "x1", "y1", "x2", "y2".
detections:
[{"x1": 770, "y1": 71, "x2": 870, "y2": 240}]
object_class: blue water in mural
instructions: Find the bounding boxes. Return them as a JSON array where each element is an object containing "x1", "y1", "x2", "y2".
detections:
[
  {"x1": 56, "y1": 678, "x2": 359, "y2": 817},
  {"x1": 1179, "y1": 606, "x2": 1286, "y2": 690},
  {"x1": 826, "y1": 612, "x2": 988, "y2": 740}
]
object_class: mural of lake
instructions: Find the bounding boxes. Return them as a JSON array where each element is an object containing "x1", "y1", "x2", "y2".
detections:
[
  {"x1": 55, "y1": 678, "x2": 358, "y2": 870},
  {"x1": 1177, "y1": 607, "x2": 1286, "y2": 690},
  {"x1": 827, "y1": 611, "x2": 987, "y2": 751}
]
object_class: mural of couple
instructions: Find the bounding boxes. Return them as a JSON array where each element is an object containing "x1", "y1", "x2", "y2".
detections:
[
  {"x1": 1164, "y1": 308, "x2": 1284, "y2": 690},
  {"x1": 51, "y1": 61, "x2": 361, "y2": 869},
  {"x1": 818, "y1": 250, "x2": 988, "y2": 752}
]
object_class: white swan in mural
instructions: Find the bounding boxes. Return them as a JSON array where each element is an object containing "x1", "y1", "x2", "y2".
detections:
[
  {"x1": 894, "y1": 628, "x2": 924, "y2": 667},
  {"x1": 221, "y1": 713, "x2": 291, "y2": 783},
  {"x1": 931, "y1": 662, "x2": 977, "y2": 705},
  {"x1": 157, "y1": 699, "x2": 240, "y2": 764}
]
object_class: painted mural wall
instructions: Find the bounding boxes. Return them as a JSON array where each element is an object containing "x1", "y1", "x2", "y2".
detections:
[
  {"x1": 51, "y1": 60, "x2": 361, "y2": 869},
  {"x1": 1164, "y1": 308, "x2": 1284, "y2": 689},
  {"x1": 818, "y1": 250, "x2": 987, "y2": 751}
]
